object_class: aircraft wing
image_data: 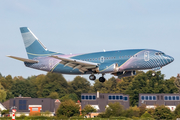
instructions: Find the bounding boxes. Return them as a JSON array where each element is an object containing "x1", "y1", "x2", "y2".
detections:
[
  {"x1": 7, "y1": 55, "x2": 39, "y2": 63},
  {"x1": 50, "y1": 55, "x2": 98, "y2": 73}
]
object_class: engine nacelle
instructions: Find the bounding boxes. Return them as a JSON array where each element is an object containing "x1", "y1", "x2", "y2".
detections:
[
  {"x1": 96, "y1": 63, "x2": 118, "y2": 73},
  {"x1": 112, "y1": 71, "x2": 136, "y2": 78}
]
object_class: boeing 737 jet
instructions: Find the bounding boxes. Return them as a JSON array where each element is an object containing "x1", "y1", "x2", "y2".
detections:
[{"x1": 7, "y1": 27, "x2": 174, "y2": 82}]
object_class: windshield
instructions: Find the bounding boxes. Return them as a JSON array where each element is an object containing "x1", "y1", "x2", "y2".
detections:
[{"x1": 155, "y1": 52, "x2": 165, "y2": 55}]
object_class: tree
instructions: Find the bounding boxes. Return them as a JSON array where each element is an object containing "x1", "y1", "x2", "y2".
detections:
[
  {"x1": 174, "y1": 103, "x2": 180, "y2": 118},
  {"x1": 69, "y1": 76, "x2": 91, "y2": 100},
  {"x1": 123, "y1": 106, "x2": 140, "y2": 118},
  {"x1": 56, "y1": 100, "x2": 80, "y2": 117},
  {"x1": 81, "y1": 105, "x2": 96, "y2": 117},
  {"x1": 60, "y1": 93, "x2": 78, "y2": 102},
  {"x1": 104, "y1": 102, "x2": 124, "y2": 117},
  {"x1": 35, "y1": 73, "x2": 69, "y2": 98},
  {"x1": 165, "y1": 77, "x2": 178, "y2": 93},
  {"x1": 139, "y1": 104, "x2": 146, "y2": 116},
  {"x1": 153, "y1": 105, "x2": 174, "y2": 120},
  {"x1": 0, "y1": 83, "x2": 6, "y2": 102},
  {"x1": 11, "y1": 80, "x2": 37, "y2": 98},
  {"x1": 126, "y1": 71, "x2": 169, "y2": 106},
  {"x1": 141, "y1": 111, "x2": 152, "y2": 118},
  {"x1": 47, "y1": 92, "x2": 59, "y2": 99}
]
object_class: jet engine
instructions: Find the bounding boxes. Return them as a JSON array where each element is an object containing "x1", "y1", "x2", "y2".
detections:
[{"x1": 112, "y1": 71, "x2": 136, "y2": 78}]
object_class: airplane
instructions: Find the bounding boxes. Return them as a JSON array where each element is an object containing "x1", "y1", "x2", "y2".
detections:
[{"x1": 7, "y1": 27, "x2": 174, "y2": 82}]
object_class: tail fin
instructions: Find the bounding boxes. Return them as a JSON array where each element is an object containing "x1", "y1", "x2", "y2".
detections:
[{"x1": 20, "y1": 27, "x2": 62, "y2": 59}]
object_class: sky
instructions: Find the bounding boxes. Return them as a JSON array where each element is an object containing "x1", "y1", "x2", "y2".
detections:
[{"x1": 0, "y1": 0, "x2": 180, "y2": 81}]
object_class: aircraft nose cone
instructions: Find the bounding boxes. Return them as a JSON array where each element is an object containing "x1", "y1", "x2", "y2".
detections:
[
  {"x1": 170, "y1": 56, "x2": 174, "y2": 62},
  {"x1": 167, "y1": 55, "x2": 174, "y2": 63}
]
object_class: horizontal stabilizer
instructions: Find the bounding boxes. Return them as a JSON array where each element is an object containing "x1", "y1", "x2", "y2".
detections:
[{"x1": 7, "y1": 55, "x2": 38, "y2": 63}]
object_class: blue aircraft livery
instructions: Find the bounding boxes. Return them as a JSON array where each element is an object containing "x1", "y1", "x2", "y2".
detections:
[{"x1": 7, "y1": 27, "x2": 174, "y2": 82}]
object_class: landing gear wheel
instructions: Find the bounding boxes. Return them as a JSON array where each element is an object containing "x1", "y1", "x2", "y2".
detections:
[
  {"x1": 152, "y1": 73, "x2": 156, "y2": 76},
  {"x1": 99, "y1": 77, "x2": 105, "y2": 82},
  {"x1": 89, "y1": 75, "x2": 96, "y2": 80}
]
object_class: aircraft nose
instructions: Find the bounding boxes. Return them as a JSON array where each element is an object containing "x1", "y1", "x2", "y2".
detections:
[
  {"x1": 167, "y1": 55, "x2": 174, "y2": 63},
  {"x1": 170, "y1": 56, "x2": 174, "y2": 62}
]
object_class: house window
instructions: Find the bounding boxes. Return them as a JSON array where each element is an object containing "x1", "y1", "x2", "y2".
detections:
[
  {"x1": 120, "y1": 96, "x2": 123, "y2": 100},
  {"x1": 153, "y1": 96, "x2": 156, "y2": 100},
  {"x1": 93, "y1": 95, "x2": 96, "y2": 100},
  {"x1": 145, "y1": 96, "x2": 148, "y2": 100},
  {"x1": 19, "y1": 100, "x2": 27, "y2": 110},
  {"x1": 141, "y1": 96, "x2": 144, "y2": 100},
  {"x1": 32, "y1": 108, "x2": 38, "y2": 111},
  {"x1": 169, "y1": 96, "x2": 172, "y2": 100},
  {"x1": 116, "y1": 96, "x2": 119, "y2": 100},
  {"x1": 85, "y1": 95, "x2": 88, "y2": 100},
  {"x1": 89, "y1": 96, "x2": 92, "y2": 100},
  {"x1": 81, "y1": 95, "x2": 85, "y2": 100},
  {"x1": 149, "y1": 96, "x2": 152, "y2": 100},
  {"x1": 112, "y1": 96, "x2": 115, "y2": 100},
  {"x1": 109, "y1": 96, "x2": 112, "y2": 100},
  {"x1": 176, "y1": 96, "x2": 179, "y2": 100},
  {"x1": 124, "y1": 96, "x2": 128, "y2": 101},
  {"x1": 173, "y1": 96, "x2": 176, "y2": 100},
  {"x1": 164, "y1": 96, "x2": 168, "y2": 100}
]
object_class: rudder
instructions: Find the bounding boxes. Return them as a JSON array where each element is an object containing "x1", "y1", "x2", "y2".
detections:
[{"x1": 20, "y1": 27, "x2": 61, "y2": 59}]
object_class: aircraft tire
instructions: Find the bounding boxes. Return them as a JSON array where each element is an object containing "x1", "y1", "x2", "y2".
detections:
[
  {"x1": 89, "y1": 75, "x2": 96, "y2": 80},
  {"x1": 99, "y1": 77, "x2": 105, "y2": 82}
]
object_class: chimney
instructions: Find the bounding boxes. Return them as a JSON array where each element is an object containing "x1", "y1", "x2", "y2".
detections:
[{"x1": 97, "y1": 91, "x2": 99, "y2": 98}]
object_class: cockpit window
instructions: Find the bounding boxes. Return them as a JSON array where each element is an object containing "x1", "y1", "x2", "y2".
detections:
[{"x1": 155, "y1": 52, "x2": 165, "y2": 55}]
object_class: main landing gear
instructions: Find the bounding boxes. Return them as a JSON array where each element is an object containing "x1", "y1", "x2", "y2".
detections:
[{"x1": 89, "y1": 74, "x2": 106, "y2": 83}]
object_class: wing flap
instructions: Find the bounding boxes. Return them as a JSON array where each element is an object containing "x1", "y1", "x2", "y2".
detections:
[
  {"x1": 7, "y1": 55, "x2": 38, "y2": 63},
  {"x1": 50, "y1": 55, "x2": 98, "y2": 73}
]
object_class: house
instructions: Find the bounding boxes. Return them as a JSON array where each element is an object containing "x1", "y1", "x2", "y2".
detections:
[
  {"x1": 139, "y1": 93, "x2": 180, "y2": 111},
  {"x1": 0, "y1": 102, "x2": 7, "y2": 111},
  {"x1": 0, "y1": 102, "x2": 7, "y2": 117},
  {"x1": 3, "y1": 97, "x2": 60, "y2": 117},
  {"x1": 81, "y1": 91, "x2": 130, "y2": 117}
]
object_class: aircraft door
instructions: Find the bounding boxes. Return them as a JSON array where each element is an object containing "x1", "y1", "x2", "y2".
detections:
[{"x1": 144, "y1": 51, "x2": 149, "y2": 61}]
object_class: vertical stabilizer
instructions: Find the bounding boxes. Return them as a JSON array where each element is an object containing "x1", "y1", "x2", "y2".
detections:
[{"x1": 20, "y1": 27, "x2": 61, "y2": 59}]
